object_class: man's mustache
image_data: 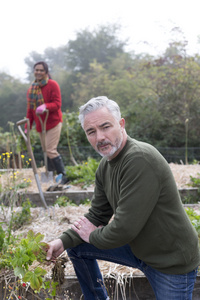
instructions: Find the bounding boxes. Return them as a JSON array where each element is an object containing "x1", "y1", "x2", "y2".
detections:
[{"x1": 97, "y1": 141, "x2": 112, "y2": 148}]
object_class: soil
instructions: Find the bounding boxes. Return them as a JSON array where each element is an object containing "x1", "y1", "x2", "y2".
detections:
[{"x1": 0, "y1": 163, "x2": 200, "y2": 278}]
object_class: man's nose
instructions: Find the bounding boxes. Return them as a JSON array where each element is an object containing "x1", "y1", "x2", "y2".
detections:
[{"x1": 96, "y1": 130, "x2": 105, "y2": 141}]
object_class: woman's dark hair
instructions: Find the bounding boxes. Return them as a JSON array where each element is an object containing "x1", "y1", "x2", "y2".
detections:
[{"x1": 34, "y1": 61, "x2": 52, "y2": 79}]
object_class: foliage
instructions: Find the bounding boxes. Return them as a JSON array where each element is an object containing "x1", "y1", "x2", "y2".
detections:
[
  {"x1": 0, "y1": 229, "x2": 60, "y2": 299},
  {"x1": 60, "y1": 111, "x2": 87, "y2": 147},
  {"x1": 0, "y1": 165, "x2": 63, "y2": 299},
  {"x1": 0, "y1": 224, "x2": 5, "y2": 251},
  {"x1": 12, "y1": 199, "x2": 32, "y2": 230},
  {"x1": 66, "y1": 157, "x2": 99, "y2": 188},
  {"x1": 16, "y1": 126, "x2": 41, "y2": 153},
  {"x1": 0, "y1": 73, "x2": 28, "y2": 130},
  {"x1": 1, "y1": 24, "x2": 200, "y2": 151},
  {"x1": 189, "y1": 174, "x2": 200, "y2": 188},
  {"x1": 182, "y1": 174, "x2": 200, "y2": 204},
  {"x1": 54, "y1": 195, "x2": 78, "y2": 207},
  {"x1": 185, "y1": 208, "x2": 200, "y2": 246},
  {"x1": 64, "y1": 24, "x2": 127, "y2": 73},
  {"x1": 54, "y1": 195, "x2": 90, "y2": 207}
]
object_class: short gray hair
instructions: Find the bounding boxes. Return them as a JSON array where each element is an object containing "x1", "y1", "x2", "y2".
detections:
[{"x1": 79, "y1": 96, "x2": 121, "y2": 128}]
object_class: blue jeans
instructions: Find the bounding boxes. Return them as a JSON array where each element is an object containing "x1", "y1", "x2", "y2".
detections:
[{"x1": 67, "y1": 243, "x2": 198, "y2": 300}]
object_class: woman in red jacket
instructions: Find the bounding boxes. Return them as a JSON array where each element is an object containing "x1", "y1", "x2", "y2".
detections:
[{"x1": 26, "y1": 61, "x2": 69, "y2": 184}]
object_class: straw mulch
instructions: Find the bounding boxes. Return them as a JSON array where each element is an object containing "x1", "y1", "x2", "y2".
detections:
[{"x1": 2, "y1": 162, "x2": 200, "y2": 192}]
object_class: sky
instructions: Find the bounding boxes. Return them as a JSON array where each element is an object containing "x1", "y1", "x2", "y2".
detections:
[{"x1": 1, "y1": 0, "x2": 200, "y2": 81}]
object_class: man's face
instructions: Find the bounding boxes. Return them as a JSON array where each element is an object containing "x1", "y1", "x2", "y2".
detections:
[
  {"x1": 34, "y1": 64, "x2": 47, "y2": 82},
  {"x1": 83, "y1": 107, "x2": 125, "y2": 160}
]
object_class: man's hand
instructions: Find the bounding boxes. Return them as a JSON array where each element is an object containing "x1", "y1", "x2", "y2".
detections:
[
  {"x1": 36, "y1": 104, "x2": 46, "y2": 114},
  {"x1": 46, "y1": 238, "x2": 64, "y2": 262},
  {"x1": 71, "y1": 216, "x2": 102, "y2": 243}
]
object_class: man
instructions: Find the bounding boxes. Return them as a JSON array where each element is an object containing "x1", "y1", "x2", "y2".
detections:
[{"x1": 46, "y1": 96, "x2": 200, "y2": 300}]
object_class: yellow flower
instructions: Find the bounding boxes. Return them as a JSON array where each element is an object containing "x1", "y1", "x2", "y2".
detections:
[
  {"x1": 29, "y1": 158, "x2": 32, "y2": 161},
  {"x1": 21, "y1": 155, "x2": 25, "y2": 158}
]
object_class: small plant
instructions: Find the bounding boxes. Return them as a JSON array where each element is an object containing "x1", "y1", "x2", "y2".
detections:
[
  {"x1": 0, "y1": 230, "x2": 64, "y2": 299},
  {"x1": 185, "y1": 208, "x2": 200, "y2": 246},
  {"x1": 66, "y1": 157, "x2": 99, "y2": 188},
  {"x1": 54, "y1": 196, "x2": 78, "y2": 207},
  {"x1": 54, "y1": 196, "x2": 91, "y2": 207},
  {"x1": 191, "y1": 160, "x2": 200, "y2": 165},
  {"x1": 0, "y1": 152, "x2": 13, "y2": 169},
  {"x1": 80, "y1": 198, "x2": 91, "y2": 205},
  {"x1": 189, "y1": 174, "x2": 200, "y2": 189},
  {"x1": 20, "y1": 154, "x2": 32, "y2": 169},
  {"x1": 182, "y1": 174, "x2": 200, "y2": 204},
  {"x1": 12, "y1": 199, "x2": 32, "y2": 230}
]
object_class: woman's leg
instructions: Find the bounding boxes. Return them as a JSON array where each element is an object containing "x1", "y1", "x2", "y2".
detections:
[
  {"x1": 45, "y1": 122, "x2": 62, "y2": 159},
  {"x1": 39, "y1": 123, "x2": 69, "y2": 183}
]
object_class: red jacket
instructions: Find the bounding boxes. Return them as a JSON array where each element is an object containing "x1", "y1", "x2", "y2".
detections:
[{"x1": 26, "y1": 79, "x2": 63, "y2": 132}]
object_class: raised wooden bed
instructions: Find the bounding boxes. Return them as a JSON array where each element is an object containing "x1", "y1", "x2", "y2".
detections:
[
  {"x1": 0, "y1": 274, "x2": 199, "y2": 300},
  {"x1": 16, "y1": 187, "x2": 199, "y2": 207}
]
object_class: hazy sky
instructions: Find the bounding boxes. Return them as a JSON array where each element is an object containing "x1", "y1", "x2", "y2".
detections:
[{"x1": 1, "y1": 0, "x2": 200, "y2": 81}]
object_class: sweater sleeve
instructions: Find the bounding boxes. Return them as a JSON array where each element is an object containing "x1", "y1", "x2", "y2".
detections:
[
  {"x1": 44, "y1": 80, "x2": 62, "y2": 112},
  {"x1": 84, "y1": 175, "x2": 114, "y2": 227},
  {"x1": 59, "y1": 229, "x2": 84, "y2": 250},
  {"x1": 89, "y1": 156, "x2": 161, "y2": 249},
  {"x1": 59, "y1": 168, "x2": 113, "y2": 249}
]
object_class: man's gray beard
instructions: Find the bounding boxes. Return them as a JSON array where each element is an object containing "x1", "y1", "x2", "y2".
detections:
[{"x1": 97, "y1": 135, "x2": 123, "y2": 159}]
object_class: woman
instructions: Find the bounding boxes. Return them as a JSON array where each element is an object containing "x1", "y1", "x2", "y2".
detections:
[{"x1": 25, "y1": 61, "x2": 69, "y2": 185}]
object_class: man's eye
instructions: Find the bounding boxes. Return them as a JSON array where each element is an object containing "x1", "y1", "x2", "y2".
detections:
[{"x1": 88, "y1": 131, "x2": 95, "y2": 135}]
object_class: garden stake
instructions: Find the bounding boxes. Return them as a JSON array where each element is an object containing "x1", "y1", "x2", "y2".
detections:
[{"x1": 16, "y1": 118, "x2": 48, "y2": 210}]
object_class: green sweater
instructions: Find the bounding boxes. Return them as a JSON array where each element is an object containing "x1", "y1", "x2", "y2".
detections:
[{"x1": 60, "y1": 136, "x2": 200, "y2": 274}]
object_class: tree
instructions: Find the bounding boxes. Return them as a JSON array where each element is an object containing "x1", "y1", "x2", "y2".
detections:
[
  {"x1": 0, "y1": 73, "x2": 28, "y2": 130},
  {"x1": 65, "y1": 24, "x2": 127, "y2": 73}
]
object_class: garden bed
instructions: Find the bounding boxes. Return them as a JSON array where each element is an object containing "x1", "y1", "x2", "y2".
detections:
[
  {"x1": 0, "y1": 163, "x2": 200, "y2": 299},
  {"x1": 1, "y1": 162, "x2": 200, "y2": 192}
]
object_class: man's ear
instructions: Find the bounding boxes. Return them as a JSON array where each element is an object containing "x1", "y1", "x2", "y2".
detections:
[{"x1": 119, "y1": 118, "x2": 125, "y2": 129}]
